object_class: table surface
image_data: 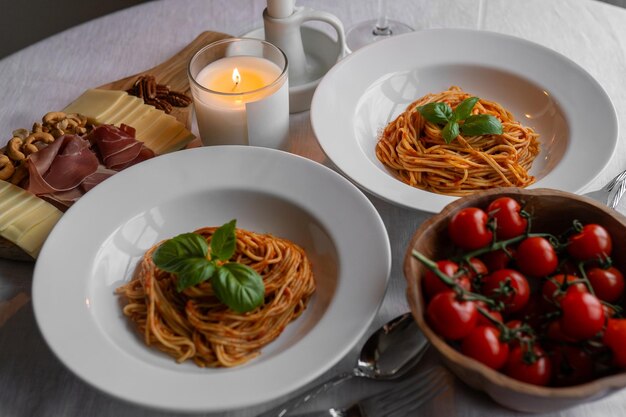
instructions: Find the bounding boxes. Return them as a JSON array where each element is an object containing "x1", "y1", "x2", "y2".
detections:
[{"x1": 2, "y1": 0, "x2": 626, "y2": 416}]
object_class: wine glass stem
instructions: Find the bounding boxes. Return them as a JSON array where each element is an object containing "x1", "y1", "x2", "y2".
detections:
[{"x1": 374, "y1": 0, "x2": 391, "y2": 36}]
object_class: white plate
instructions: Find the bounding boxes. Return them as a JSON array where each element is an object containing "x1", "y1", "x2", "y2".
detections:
[
  {"x1": 32, "y1": 146, "x2": 391, "y2": 413},
  {"x1": 311, "y1": 29, "x2": 619, "y2": 213}
]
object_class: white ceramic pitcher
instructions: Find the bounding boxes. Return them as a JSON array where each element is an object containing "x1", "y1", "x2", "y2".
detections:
[{"x1": 263, "y1": 0, "x2": 346, "y2": 86}]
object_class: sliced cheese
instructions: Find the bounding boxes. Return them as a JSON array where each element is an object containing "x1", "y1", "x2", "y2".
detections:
[
  {"x1": 139, "y1": 115, "x2": 185, "y2": 153},
  {"x1": 100, "y1": 95, "x2": 143, "y2": 125},
  {"x1": 62, "y1": 88, "x2": 195, "y2": 154},
  {"x1": 5, "y1": 200, "x2": 51, "y2": 240},
  {"x1": 149, "y1": 122, "x2": 186, "y2": 154},
  {"x1": 116, "y1": 103, "x2": 152, "y2": 127},
  {"x1": 130, "y1": 108, "x2": 165, "y2": 135},
  {"x1": 157, "y1": 129, "x2": 196, "y2": 155},
  {"x1": 0, "y1": 181, "x2": 63, "y2": 258},
  {"x1": 0, "y1": 186, "x2": 37, "y2": 225},
  {"x1": 63, "y1": 89, "x2": 127, "y2": 123},
  {"x1": 16, "y1": 211, "x2": 63, "y2": 257}
]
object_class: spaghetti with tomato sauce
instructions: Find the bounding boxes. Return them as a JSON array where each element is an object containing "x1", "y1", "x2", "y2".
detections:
[{"x1": 116, "y1": 226, "x2": 316, "y2": 367}]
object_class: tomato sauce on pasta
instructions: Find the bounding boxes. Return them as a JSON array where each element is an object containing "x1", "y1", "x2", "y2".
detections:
[
  {"x1": 116, "y1": 226, "x2": 315, "y2": 367},
  {"x1": 375, "y1": 86, "x2": 540, "y2": 196}
]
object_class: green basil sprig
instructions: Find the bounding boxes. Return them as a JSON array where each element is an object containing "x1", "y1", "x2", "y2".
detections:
[
  {"x1": 152, "y1": 219, "x2": 265, "y2": 313},
  {"x1": 416, "y1": 97, "x2": 503, "y2": 144}
]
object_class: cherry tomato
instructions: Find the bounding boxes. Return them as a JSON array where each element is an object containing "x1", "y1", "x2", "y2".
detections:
[
  {"x1": 481, "y1": 247, "x2": 516, "y2": 272},
  {"x1": 487, "y1": 197, "x2": 528, "y2": 239},
  {"x1": 423, "y1": 260, "x2": 471, "y2": 300},
  {"x1": 541, "y1": 274, "x2": 587, "y2": 303},
  {"x1": 504, "y1": 345, "x2": 552, "y2": 386},
  {"x1": 467, "y1": 257, "x2": 488, "y2": 279},
  {"x1": 506, "y1": 319, "x2": 523, "y2": 329},
  {"x1": 475, "y1": 301, "x2": 503, "y2": 327},
  {"x1": 448, "y1": 207, "x2": 493, "y2": 250},
  {"x1": 586, "y1": 266, "x2": 625, "y2": 303},
  {"x1": 511, "y1": 294, "x2": 547, "y2": 329},
  {"x1": 461, "y1": 326, "x2": 510, "y2": 370},
  {"x1": 426, "y1": 292, "x2": 478, "y2": 340},
  {"x1": 482, "y1": 269, "x2": 530, "y2": 314},
  {"x1": 559, "y1": 290, "x2": 605, "y2": 340},
  {"x1": 603, "y1": 319, "x2": 626, "y2": 367},
  {"x1": 551, "y1": 345, "x2": 594, "y2": 386},
  {"x1": 546, "y1": 320, "x2": 577, "y2": 343},
  {"x1": 568, "y1": 224, "x2": 612, "y2": 261},
  {"x1": 515, "y1": 237, "x2": 558, "y2": 277}
]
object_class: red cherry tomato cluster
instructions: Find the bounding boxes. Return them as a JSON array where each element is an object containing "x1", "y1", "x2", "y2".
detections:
[{"x1": 415, "y1": 196, "x2": 626, "y2": 387}]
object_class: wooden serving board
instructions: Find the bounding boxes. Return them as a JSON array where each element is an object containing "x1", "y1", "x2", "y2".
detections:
[
  {"x1": 0, "y1": 31, "x2": 232, "y2": 263},
  {"x1": 97, "y1": 30, "x2": 231, "y2": 129}
]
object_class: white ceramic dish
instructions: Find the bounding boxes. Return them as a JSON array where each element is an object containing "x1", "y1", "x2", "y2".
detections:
[
  {"x1": 32, "y1": 146, "x2": 391, "y2": 413},
  {"x1": 311, "y1": 28, "x2": 619, "y2": 213}
]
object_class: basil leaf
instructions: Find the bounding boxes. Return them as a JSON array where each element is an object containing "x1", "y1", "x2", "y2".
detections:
[
  {"x1": 460, "y1": 114, "x2": 503, "y2": 136},
  {"x1": 416, "y1": 102, "x2": 453, "y2": 125},
  {"x1": 453, "y1": 97, "x2": 479, "y2": 121},
  {"x1": 175, "y1": 260, "x2": 216, "y2": 292},
  {"x1": 210, "y1": 219, "x2": 237, "y2": 261},
  {"x1": 442, "y1": 121, "x2": 460, "y2": 144},
  {"x1": 153, "y1": 233, "x2": 208, "y2": 272},
  {"x1": 213, "y1": 263, "x2": 265, "y2": 313}
]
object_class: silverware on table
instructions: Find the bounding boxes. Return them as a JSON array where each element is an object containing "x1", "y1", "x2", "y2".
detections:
[
  {"x1": 290, "y1": 366, "x2": 449, "y2": 417},
  {"x1": 258, "y1": 313, "x2": 429, "y2": 417},
  {"x1": 584, "y1": 168, "x2": 626, "y2": 209}
]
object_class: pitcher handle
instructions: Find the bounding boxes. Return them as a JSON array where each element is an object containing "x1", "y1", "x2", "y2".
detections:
[{"x1": 297, "y1": 8, "x2": 348, "y2": 58}]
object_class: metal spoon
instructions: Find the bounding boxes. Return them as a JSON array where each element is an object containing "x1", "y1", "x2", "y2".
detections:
[{"x1": 258, "y1": 312, "x2": 429, "y2": 417}]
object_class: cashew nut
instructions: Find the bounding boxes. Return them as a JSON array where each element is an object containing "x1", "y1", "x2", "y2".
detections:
[
  {"x1": 66, "y1": 113, "x2": 87, "y2": 126},
  {"x1": 56, "y1": 118, "x2": 79, "y2": 132},
  {"x1": 0, "y1": 155, "x2": 15, "y2": 181},
  {"x1": 10, "y1": 164, "x2": 28, "y2": 185},
  {"x1": 42, "y1": 111, "x2": 66, "y2": 125},
  {"x1": 6, "y1": 137, "x2": 25, "y2": 162},
  {"x1": 23, "y1": 132, "x2": 54, "y2": 155},
  {"x1": 32, "y1": 122, "x2": 45, "y2": 133},
  {"x1": 12, "y1": 128, "x2": 29, "y2": 139},
  {"x1": 50, "y1": 128, "x2": 65, "y2": 139}
]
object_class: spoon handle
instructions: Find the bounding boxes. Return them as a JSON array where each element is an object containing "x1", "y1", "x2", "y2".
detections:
[{"x1": 257, "y1": 372, "x2": 355, "y2": 417}]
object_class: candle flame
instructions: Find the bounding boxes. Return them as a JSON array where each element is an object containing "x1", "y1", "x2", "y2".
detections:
[{"x1": 232, "y1": 68, "x2": 241, "y2": 87}]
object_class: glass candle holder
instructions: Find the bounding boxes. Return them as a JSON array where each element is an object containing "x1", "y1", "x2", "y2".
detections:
[{"x1": 188, "y1": 38, "x2": 289, "y2": 149}]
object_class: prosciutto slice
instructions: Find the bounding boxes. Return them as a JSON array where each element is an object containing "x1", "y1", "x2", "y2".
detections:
[
  {"x1": 26, "y1": 135, "x2": 99, "y2": 196},
  {"x1": 88, "y1": 124, "x2": 155, "y2": 170},
  {"x1": 21, "y1": 125, "x2": 155, "y2": 210},
  {"x1": 80, "y1": 166, "x2": 118, "y2": 193}
]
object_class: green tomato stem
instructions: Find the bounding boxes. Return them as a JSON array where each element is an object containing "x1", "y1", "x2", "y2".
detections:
[
  {"x1": 576, "y1": 261, "x2": 597, "y2": 297},
  {"x1": 411, "y1": 250, "x2": 456, "y2": 287}
]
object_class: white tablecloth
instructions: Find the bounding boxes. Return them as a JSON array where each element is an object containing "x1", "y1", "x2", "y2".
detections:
[{"x1": 1, "y1": 0, "x2": 626, "y2": 416}]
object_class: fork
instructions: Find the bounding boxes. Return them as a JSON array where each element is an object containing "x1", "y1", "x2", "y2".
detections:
[
  {"x1": 584, "y1": 168, "x2": 626, "y2": 209},
  {"x1": 605, "y1": 169, "x2": 626, "y2": 209},
  {"x1": 288, "y1": 366, "x2": 449, "y2": 417}
]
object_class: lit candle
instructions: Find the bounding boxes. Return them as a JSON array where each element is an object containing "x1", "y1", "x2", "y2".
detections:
[{"x1": 188, "y1": 39, "x2": 289, "y2": 149}]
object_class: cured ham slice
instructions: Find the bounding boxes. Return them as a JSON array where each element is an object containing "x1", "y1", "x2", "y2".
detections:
[
  {"x1": 80, "y1": 166, "x2": 118, "y2": 193},
  {"x1": 21, "y1": 124, "x2": 155, "y2": 211},
  {"x1": 88, "y1": 124, "x2": 155, "y2": 170},
  {"x1": 39, "y1": 188, "x2": 84, "y2": 210},
  {"x1": 26, "y1": 135, "x2": 99, "y2": 196}
]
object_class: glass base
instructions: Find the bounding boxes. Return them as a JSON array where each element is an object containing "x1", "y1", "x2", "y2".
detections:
[{"x1": 346, "y1": 19, "x2": 414, "y2": 52}]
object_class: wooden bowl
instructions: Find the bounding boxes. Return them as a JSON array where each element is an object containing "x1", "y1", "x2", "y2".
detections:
[{"x1": 404, "y1": 187, "x2": 626, "y2": 413}]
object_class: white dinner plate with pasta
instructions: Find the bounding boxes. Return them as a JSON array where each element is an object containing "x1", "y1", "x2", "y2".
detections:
[
  {"x1": 311, "y1": 28, "x2": 618, "y2": 213},
  {"x1": 32, "y1": 146, "x2": 391, "y2": 412}
]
